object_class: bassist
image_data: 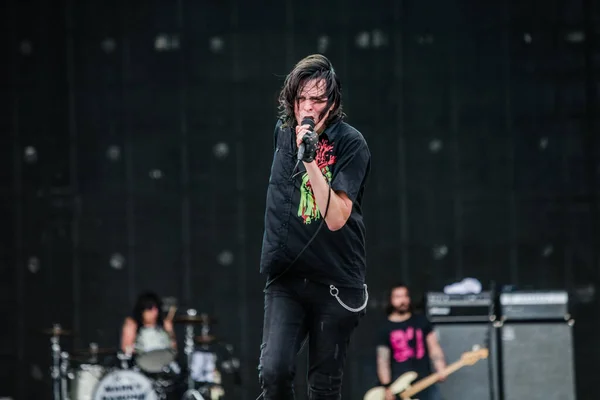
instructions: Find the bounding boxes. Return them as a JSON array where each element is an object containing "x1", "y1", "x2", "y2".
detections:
[{"x1": 376, "y1": 283, "x2": 447, "y2": 400}]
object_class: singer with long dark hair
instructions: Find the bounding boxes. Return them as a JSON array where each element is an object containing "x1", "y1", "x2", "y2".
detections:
[{"x1": 257, "y1": 54, "x2": 371, "y2": 399}]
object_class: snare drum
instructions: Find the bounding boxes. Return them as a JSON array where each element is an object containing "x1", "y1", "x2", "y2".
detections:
[
  {"x1": 93, "y1": 369, "x2": 157, "y2": 400},
  {"x1": 135, "y1": 348, "x2": 176, "y2": 373},
  {"x1": 71, "y1": 364, "x2": 105, "y2": 400}
]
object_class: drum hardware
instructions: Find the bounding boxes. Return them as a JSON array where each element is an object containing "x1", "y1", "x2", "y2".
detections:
[
  {"x1": 89, "y1": 342, "x2": 98, "y2": 365},
  {"x1": 178, "y1": 313, "x2": 233, "y2": 399},
  {"x1": 221, "y1": 344, "x2": 242, "y2": 384},
  {"x1": 60, "y1": 352, "x2": 70, "y2": 400},
  {"x1": 175, "y1": 308, "x2": 205, "y2": 400},
  {"x1": 42, "y1": 323, "x2": 72, "y2": 400},
  {"x1": 51, "y1": 334, "x2": 60, "y2": 400},
  {"x1": 117, "y1": 351, "x2": 132, "y2": 369},
  {"x1": 201, "y1": 314, "x2": 213, "y2": 338}
]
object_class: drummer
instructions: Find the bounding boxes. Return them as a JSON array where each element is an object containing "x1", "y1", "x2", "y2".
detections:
[{"x1": 121, "y1": 291, "x2": 177, "y2": 355}]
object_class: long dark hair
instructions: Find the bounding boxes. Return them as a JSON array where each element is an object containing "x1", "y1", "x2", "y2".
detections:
[
  {"x1": 278, "y1": 54, "x2": 346, "y2": 129},
  {"x1": 132, "y1": 291, "x2": 164, "y2": 329}
]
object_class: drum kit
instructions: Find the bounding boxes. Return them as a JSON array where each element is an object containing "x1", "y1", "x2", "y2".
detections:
[{"x1": 41, "y1": 309, "x2": 239, "y2": 400}]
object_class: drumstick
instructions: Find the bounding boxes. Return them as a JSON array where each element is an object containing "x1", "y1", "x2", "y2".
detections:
[{"x1": 166, "y1": 305, "x2": 177, "y2": 321}]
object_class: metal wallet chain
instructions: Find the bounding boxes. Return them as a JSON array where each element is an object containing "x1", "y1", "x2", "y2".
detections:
[{"x1": 329, "y1": 284, "x2": 369, "y2": 312}]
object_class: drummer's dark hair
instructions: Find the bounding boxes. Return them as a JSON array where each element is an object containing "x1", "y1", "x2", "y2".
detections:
[{"x1": 132, "y1": 291, "x2": 164, "y2": 330}]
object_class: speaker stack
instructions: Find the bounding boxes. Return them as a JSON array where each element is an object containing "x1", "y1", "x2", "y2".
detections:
[
  {"x1": 425, "y1": 289, "x2": 576, "y2": 400},
  {"x1": 497, "y1": 290, "x2": 576, "y2": 400},
  {"x1": 426, "y1": 291, "x2": 500, "y2": 400}
]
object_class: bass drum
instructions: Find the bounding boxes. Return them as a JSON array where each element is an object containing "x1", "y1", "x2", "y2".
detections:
[{"x1": 93, "y1": 369, "x2": 157, "y2": 400}]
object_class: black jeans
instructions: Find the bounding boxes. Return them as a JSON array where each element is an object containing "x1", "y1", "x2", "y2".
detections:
[{"x1": 258, "y1": 274, "x2": 366, "y2": 400}]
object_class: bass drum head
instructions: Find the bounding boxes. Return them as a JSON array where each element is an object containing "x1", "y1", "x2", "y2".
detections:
[{"x1": 93, "y1": 369, "x2": 157, "y2": 400}]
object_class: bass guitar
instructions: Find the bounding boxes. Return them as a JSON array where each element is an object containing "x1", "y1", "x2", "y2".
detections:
[{"x1": 363, "y1": 347, "x2": 489, "y2": 400}]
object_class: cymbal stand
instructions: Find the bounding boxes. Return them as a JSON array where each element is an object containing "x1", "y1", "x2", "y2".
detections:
[
  {"x1": 89, "y1": 342, "x2": 99, "y2": 364},
  {"x1": 118, "y1": 351, "x2": 131, "y2": 370},
  {"x1": 49, "y1": 324, "x2": 62, "y2": 400},
  {"x1": 60, "y1": 351, "x2": 70, "y2": 400},
  {"x1": 200, "y1": 313, "x2": 210, "y2": 337},
  {"x1": 182, "y1": 309, "x2": 203, "y2": 400}
]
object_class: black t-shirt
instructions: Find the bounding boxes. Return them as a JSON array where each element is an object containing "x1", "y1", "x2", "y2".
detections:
[
  {"x1": 259, "y1": 118, "x2": 371, "y2": 288},
  {"x1": 378, "y1": 314, "x2": 434, "y2": 381}
]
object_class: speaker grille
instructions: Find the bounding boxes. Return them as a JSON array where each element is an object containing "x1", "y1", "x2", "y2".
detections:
[
  {"x1": 435, "y1": 323, "x2": 498, "y2": 400},
  {"x1": 501, "y1": 323, "x2": 576, "y2": 400}
]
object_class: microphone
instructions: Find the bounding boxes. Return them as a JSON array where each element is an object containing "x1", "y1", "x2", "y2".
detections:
[{"x1": 297, "y1": 116, "x2": 315, "y2": 161}]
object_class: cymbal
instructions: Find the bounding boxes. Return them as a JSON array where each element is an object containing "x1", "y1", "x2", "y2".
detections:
[
  {"x1": 173, "y1": 314, "x2": 216, "y2": 324},
  {"x1": 194, "y1": 335, "x2": 216, "y2": 344},
  {"x1": 41, "y1": 327, "x2": 73, "y2": 336},
  {"x1": 73, "y1": 347, "x2": 117, "y2": 356}
]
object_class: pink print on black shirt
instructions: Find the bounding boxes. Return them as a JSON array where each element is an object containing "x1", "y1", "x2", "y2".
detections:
[{"x1": 389, "y1": 327, "x2": 426, "y2": 363}]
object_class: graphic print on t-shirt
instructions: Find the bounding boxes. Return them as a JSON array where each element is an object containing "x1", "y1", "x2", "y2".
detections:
[
  {"x1": 389, "y1": 327, "x2": 426, "y2": 363},
  {"x1": 298, "y1": 138, "x2": 336, "y2": 224}
]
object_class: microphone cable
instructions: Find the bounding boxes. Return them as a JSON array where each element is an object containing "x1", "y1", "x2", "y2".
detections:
[{"x1": 264, "y1": 157, "x2": 331, "y2": 290}]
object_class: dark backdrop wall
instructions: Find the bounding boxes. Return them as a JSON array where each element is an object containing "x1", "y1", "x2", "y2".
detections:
[{"x1": 2, "y1": 0, "x2": 599, "y2": 399}]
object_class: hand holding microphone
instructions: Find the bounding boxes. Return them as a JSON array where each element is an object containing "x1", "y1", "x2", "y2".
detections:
[{"x1": 296, "y1": 116, "x2": 319, "y2": 163}]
